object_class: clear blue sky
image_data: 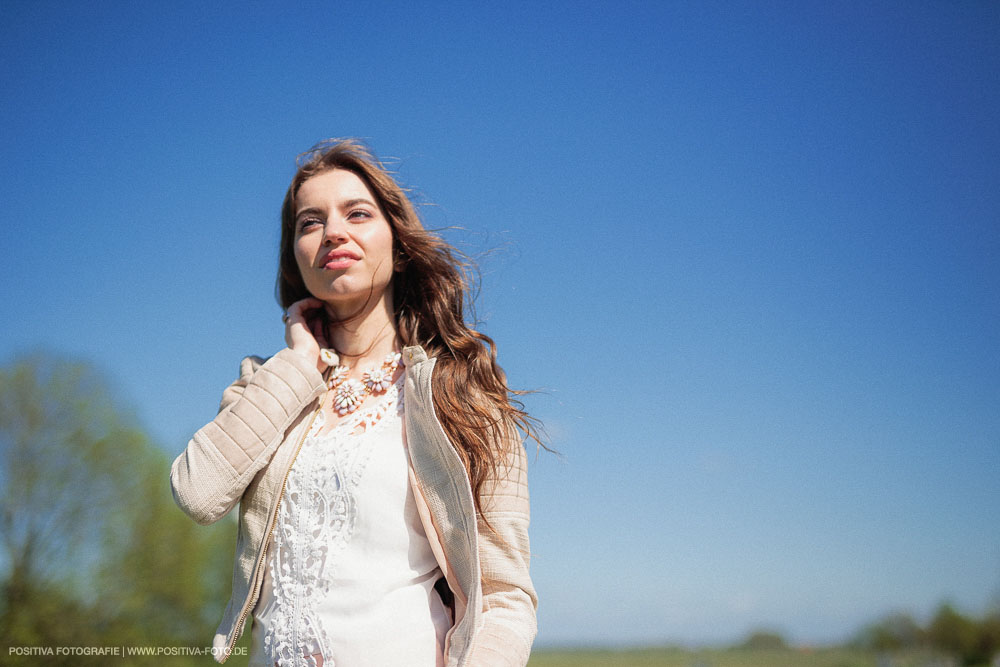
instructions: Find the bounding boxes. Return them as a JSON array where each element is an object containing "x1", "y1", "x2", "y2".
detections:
[{"x1": 2, "y1": 0, "x2": 998, "y2": 648}]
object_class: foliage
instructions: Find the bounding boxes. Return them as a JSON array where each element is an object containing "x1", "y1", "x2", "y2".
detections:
[
  {"x1": 853, "y1": 611, "x2": 924, "y2": 651},
  {"x1": 0, "y1": 353, "x2": 237, "y2": 665},
  {"x1": 854, "y1": 602, "x2": 1000, "y2": 666},
  {"x1": 526, "y1": 646, "x2": 947, "y2": 667},
  {"x1": 736, "y1": 629, "x2": 789, "y2": 650},
  {"x1": 927, "y1": 603, "x2": 978, "y2": 662}
]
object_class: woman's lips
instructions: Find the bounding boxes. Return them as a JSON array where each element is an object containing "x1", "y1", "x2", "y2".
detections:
[
  {"x1": 320, "y1": 250, "x2": 360, "y2": 270},
  {"x1": 323, "y1": 257, "x2": 357, "y2": 270}
]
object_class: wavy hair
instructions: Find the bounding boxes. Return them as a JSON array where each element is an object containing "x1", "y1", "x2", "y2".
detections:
[{"x1": 276, "y1": 138, "x2": 546, "y2": 528}]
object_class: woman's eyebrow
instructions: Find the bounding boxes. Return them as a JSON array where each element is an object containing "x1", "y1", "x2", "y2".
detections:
[
  {"x1": 295, "y1": 206, "x2": 325, "y2": 220},
  {"x1": 338, "y1": 197, "x2": 377, "y2": 210}
]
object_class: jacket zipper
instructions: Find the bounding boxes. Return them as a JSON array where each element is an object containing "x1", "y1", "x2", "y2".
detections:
[{"x1": 221, "y1": 397, "x2": 324, "y2": 662}]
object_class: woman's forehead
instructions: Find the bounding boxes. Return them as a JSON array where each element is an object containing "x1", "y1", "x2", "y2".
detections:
[{"x1": 297, "y1": 169, "x2": 374, "y2": 207}]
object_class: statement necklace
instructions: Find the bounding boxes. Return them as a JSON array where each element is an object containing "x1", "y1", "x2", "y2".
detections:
[{"x1": 321, "y1": 350, "x2": 402, "y2": 416}]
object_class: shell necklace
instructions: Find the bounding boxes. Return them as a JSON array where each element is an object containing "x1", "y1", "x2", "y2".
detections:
[{"x1": 320, "y1": 349, "x2": 402, "y2": 416}]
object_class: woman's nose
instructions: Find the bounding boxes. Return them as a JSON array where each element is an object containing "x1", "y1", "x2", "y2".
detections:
[{"x1": 322, "y1": 218, "x2": 349, "y2": 245}]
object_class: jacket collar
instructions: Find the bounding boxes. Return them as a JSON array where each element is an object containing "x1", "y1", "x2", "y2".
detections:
[
  {"x1": 402, "y1": 344, "x2": 430, "y2": 367},
  {"x1": 317, "y1": 344, "x2": 430, "y2": 369}
]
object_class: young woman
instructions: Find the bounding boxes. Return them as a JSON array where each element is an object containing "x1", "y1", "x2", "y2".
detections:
[{"x1": 170, "y1": 139, "x2": 541, "y2": 667}]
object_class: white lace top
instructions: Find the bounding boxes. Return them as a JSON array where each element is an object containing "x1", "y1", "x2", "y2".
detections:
[{"x1": 248, "y1": 374, "x2": 452, "y2": 667}]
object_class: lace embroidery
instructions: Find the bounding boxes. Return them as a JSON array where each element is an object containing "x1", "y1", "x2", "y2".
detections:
[{"x1": 263, "y1": 374, "x2": 405, "y2": 667}]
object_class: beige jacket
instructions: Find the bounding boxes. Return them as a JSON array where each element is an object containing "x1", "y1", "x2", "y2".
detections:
[{"x1": 169, "y1": 345, "x2": 536, "y2": 666}]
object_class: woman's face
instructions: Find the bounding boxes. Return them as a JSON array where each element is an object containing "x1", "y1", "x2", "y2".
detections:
[{"x1": 293, "y1": 169, "x2": 395, "y2": 312}]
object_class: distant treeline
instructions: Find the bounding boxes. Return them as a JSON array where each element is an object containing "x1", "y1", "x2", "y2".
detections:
[
  {"x1": 851, "y1": 603, "x2": 1000, "y2": 666},
  {"x1": 734, "y1": 602, "x2": 1000, "y2": 665}
]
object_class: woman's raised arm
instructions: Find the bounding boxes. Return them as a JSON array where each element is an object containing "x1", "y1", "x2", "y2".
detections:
[{"x1": 169, "y1": 348, "x2": 326, "y2": 525}]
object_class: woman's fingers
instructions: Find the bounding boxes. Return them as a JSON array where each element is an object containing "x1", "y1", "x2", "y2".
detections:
[
  {"x1": 285, "y1": 297, "x2": 325, "y2": 325},
  {"x1": 284, "y1": 298, "x2": 325, "y2": 361},
  {"x1": 283, "y1": 298, "x2": 334, "y2": 374}
]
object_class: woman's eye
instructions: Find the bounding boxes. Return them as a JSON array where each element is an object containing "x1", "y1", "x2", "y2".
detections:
[
  {"x1": 298, "y1": 218, "x2": 322, "y2": 230},
  {"x1": 348, "y1": 209, "x2": 372, "y2": 221}
]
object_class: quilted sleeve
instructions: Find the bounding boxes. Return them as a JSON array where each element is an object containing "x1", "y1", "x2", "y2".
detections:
[
  {"x1": 466, "y1": 430, "x2": 538, "y2": 666},
  {"x1": 169, "y1": 348, "x2": 326, "y2": 525}
]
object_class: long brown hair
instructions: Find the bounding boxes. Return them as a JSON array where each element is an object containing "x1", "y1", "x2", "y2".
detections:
[{"x1": 276, "y1": 138, "x2": 546, "y2": 527}]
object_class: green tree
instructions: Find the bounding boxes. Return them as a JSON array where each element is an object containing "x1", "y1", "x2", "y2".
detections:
[
  {"x1": 737, "y1": 629, "x2": 788, "y2": 650},
  {"x1": 854, "y1": 611, "x2": 924, "y2": 651},
  {"x1": 98, "y1": 452, "x2": 235, "y2": 648},
  {"x1": 927, "y1": 602, "x2": 978, "y2": 665},
  {"x1": 969, "y1": 604, "x2": 1000, "y2": 667},
  {"x1": 0, "y1": 355, "x2": 138, "y2": 643},
  {"x1": 0, "y1": 353, "x2": 237, "y2": 665}
]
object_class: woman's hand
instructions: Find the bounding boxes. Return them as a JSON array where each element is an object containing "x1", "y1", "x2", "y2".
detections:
[{"x1": 283, "y1": 297, "x2": 331, "y2": 375}]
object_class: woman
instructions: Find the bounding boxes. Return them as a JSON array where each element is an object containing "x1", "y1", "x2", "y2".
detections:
[{"x1": 170, "y1": 139, "x2": 541, "y2": 667}]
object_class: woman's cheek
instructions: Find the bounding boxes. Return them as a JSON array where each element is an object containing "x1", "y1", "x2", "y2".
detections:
[{"x1": 293, "y1": 243, "x2": 313, "y2": 277}]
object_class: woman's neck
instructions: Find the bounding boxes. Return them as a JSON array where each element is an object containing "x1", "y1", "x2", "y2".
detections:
[{"x1": 324, "y1": 292, "x2": 400, "y2": 368}]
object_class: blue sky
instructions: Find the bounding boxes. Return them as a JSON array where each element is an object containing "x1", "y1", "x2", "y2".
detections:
[{"x1": 2, "y1": 0, "x2": 998, "y2": 647}]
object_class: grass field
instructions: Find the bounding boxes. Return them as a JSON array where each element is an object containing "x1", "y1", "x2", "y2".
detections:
[{"x1": 526, "y1": 647, "x2": 958, "y2": 667}]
